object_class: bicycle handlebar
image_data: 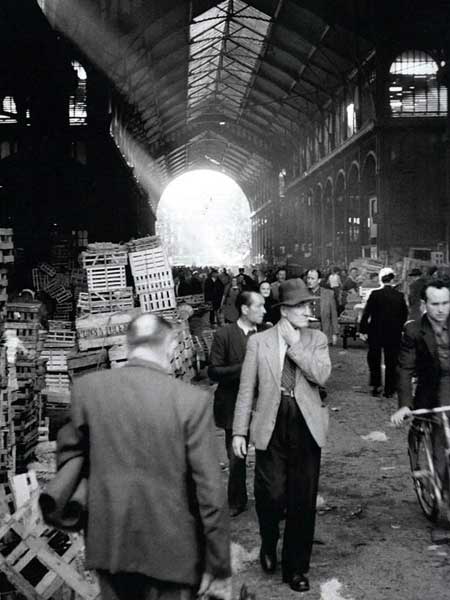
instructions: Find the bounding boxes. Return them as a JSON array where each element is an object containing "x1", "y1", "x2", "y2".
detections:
[{"x1": 410, "y1": 406, "x2": 450, "y2": 415}]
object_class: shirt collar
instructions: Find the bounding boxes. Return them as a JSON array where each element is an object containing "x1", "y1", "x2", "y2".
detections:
[
  {"x1": 429, "y1": 318, "x2": 448, "y2": 335},
  {"x1": 237, "y1": 318, "x2": 257, "y2": 336}
]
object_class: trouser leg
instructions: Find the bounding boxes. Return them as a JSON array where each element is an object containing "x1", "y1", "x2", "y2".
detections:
[
  {"x1": 254, "y1": 399, "x2": 288, "y2": 551},
  {"x1": 383, "y1": 343, "x2": 400, "y2": 395},
  {"x1": 432, "y1": 422, "x2": 449, "y2": 491},
  {"x1": 367, "y1": 341, "x2": 382, "y2": 388},
  {"x1": 281, "y1": 404, "x2": 321, "y2": 577},
  {"x1": 225, "y1": 429, "x2": 248, "y2": 509}
]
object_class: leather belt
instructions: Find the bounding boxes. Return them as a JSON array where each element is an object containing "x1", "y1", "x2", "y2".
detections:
[{"x1": 280, "y1": 387, "x2": 295, "y2": 398}]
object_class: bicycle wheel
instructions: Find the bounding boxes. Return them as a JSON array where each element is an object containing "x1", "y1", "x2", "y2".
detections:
[{"x1": 408, "y1": 423, "x2": 440, "y2": 522}]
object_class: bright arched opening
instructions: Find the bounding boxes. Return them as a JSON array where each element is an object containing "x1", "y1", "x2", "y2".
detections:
[{"x1": 156, "y1": 169, "x2": 251, "y2": 266}]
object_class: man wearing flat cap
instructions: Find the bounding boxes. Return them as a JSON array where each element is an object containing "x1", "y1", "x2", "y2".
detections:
[
  {"x1": 232, "y1": 278, "x2": 331, "y2": 593},
  {"x1": 56, "y1": 313, "x2": 231, "y2": 600}
]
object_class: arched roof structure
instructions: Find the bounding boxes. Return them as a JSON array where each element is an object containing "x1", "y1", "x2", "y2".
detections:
[{"x1": 33, "y1": 0, "x2": 450, "y2": 204}]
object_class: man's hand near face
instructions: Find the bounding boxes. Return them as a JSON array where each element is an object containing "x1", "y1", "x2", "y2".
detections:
[{"x1": 278, "y1": 317, "x2": 301, "y2": 347}]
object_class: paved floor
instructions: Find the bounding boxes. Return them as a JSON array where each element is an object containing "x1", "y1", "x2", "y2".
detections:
[{"x1": 212, "y1": 343, "x2": 450, "y2": 600}]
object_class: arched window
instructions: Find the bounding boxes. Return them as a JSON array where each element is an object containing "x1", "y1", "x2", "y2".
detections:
[
  {"x1": 389, "y1": 50, "x2": 447, "y2": 116},
  {"x1": 70, "y1": 61, "x2": 87, "y2": 124}
]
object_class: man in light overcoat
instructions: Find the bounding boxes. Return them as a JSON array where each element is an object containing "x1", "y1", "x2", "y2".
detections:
[{"x1": 232, "y1": 278, "x2": 331, "y2": 593}]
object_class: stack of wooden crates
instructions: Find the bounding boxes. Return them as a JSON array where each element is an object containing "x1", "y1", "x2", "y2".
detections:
[{"x1": 0, "y1": 347, "x2": 15, "y2": 483}]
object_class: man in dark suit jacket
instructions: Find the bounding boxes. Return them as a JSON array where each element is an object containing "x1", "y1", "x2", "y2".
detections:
[
  {"x1": 306, "y1": 268, "x2": 339, "y2": 344},
  {"x1": 57, "y1": 314, "x2": 231, "y2": 600},
  {"x1": 392, "y1": 280, "x2": 450, "y2": 487},
  {"x1": 359, "y1": 267, "x2": 408, "y2": 397},
  {"x1": 208, "y1": 291, "x2": 266, "y2": 517}
]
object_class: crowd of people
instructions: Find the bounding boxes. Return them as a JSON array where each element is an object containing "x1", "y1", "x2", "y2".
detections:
[{"x1": 45, "y1": 261, "x2": 450, "y2": 600}]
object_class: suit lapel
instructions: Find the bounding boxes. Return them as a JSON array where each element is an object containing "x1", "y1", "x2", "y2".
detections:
[{"x1": 263, "y1": 326, "x2": 281, "y2": 384}]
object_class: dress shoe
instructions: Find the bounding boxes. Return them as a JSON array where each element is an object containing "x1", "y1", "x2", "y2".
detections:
[
  {"x1": 259, "y1": 545, "x2": 277, "y2": 573},
  {"x1": 284, "y1": 573, "x2": 310, "y2": 593},
  {"x1": 229, "y1": 505, "x2": 247, "y2": 518}
]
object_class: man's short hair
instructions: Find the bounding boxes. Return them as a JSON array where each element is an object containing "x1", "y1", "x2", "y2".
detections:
[
  {"x1": 421, "y1": 279, "x2": 450, "y2": 301},
  {"x1": 127, "y1": 313, "x2": 174, "y2": 348},
  {"x1": 307, "y1": 268, "x2": 322, "y2": 279},
  {"x1": 276, "y1": 267, "x2": 286, "y2": 275},
  {"x1": 381, "y1": 273, "x2": 395, "y2": 284},
  {"x1": 235, "y1": 291, "x2": 257, "y2": 314}
]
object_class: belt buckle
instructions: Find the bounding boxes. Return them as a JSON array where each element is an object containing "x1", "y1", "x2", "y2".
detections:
[{"x1": 281, "y1": 387, "x2": 295, "y2": 398}]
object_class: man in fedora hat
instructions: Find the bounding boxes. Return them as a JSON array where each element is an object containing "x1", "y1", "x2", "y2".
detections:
[{"x1": 232, "y1": 278, "x2": 331, "y2": 593}]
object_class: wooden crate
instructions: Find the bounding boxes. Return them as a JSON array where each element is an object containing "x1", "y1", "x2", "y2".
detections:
[
  {"x1": 85, "y1": 264, "x2": 127, "y2": 293},
  {"x1": 77, "y1": 287, "x2": 134, "y2": 315},
  {"x1": 45, "y1": 281, "x2": 72, "y2": 304},
  {"x1": 41, "y1": 388, "x2": 71, "y2": 410},
  {"x1": 139, "y1": 288, "x2": 176, "y2": 313},
  {"x1": 0, "y1": 228, "x2": 13, "y2": 249},
  {"x1": 4, "y1": 322, "x2": 40, "y2": 347},
  {"x1": 0, "y1": 499, "x2": 100, "y2": 600},
  {"x1": 177, "y1": 294, "x2": 205, "y2": 306},
  {"x1": 126, "y1": 235, "x2": 162, "y2": 252},
  {"x1": 48, "y1": 320, "x2": 72, "y2": 331},
  {"x1": 108, "y1": 344, "x2": 128, "y2": 368},
  {"x1": 43, "y1": 330, "x2": 76, "y2": 349},
  {"x1": 44, "y1": 373, "x2": 70, "y2": 392},
  {"x1": 54, "y1": 303, "x2": 72, "y2": 320},
  {"x1": 38, "y1": 263, "x2": 57, "y2": 277},
  {"x1": 32, "y1": 268, "x2": 50, "y2": 292},
  {"x1": 0, "y1": 248, "x2": 14, "y2": 264},
  {"x1": 0, "y1": 267, "x2": 8, "y2": 287},
  {"x1": 6, "y1": 301, "x2": 41, "y2": 324},
  {"x1": 67, "y1": 348, "x2": 108, "y2": 378},
  {"x1": 40, "y1": 349, "x2": 69, "y2": 372},
  {"x1": 76, "y1": 308, "x2": 140, "y2": 351},
  {"x1": 129, "y1": 247, "x2": 172, "y2": 294},
  {"x1": 82, "y1": 249, "x2": 128, "y2": 268}
]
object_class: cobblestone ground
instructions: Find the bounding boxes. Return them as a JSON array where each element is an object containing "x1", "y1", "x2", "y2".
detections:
[{"x1": 210, "y1": 343, "x2": 450, "y2": 600}]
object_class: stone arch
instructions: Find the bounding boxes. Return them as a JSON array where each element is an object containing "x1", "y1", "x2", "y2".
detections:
[
  {"x1": 323, "y1": 178, "x2": 334, "y2": 263},
  {"x1": 347, "y1": 161, "x2": 361, "y2": 261},
  {"x1": 334, "y1": 171, "x2": 346, "y2": 264},
  {"x1": 361, "y1": 153, "x2": 378, "y2": 251}
]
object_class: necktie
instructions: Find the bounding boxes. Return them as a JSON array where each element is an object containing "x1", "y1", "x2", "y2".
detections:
[{"x1": 281, "y1": 354, "x2": 296, "y2": 392}]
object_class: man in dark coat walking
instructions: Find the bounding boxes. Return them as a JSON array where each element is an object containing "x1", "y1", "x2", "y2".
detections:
[
  {"x1": 205, "y1": 269, "x2": 225, "y2": 326},
  {"x1": 56, "y1": 313, "x2": 231, "y2": 600},
  {"x1": 208, "y1": 291, "x2": 266, "y2": 517},
  {"x1": 359, "y1": 267, "x2": 408, "y2": 397}
]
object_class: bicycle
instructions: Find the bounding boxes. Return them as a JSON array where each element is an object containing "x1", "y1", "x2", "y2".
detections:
[{"x1": 407, "y1": 405, "x2": 450, "y2": 522}]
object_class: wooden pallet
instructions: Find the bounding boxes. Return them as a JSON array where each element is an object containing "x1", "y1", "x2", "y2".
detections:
[
  {"x1": 139, "y1": 288, "x2": 176, "y2": 313},
  {"x1": 0, "y1": 499, "x2": 100, "y2": 600},
  {"x1": 54, "y1": 303, "x2": 73, "y2": 320},
  {"x1": 0, "y1": 249, "x2": 14, "y2": 264},
  {"x1": 43, "y1": 331, "x2": 76, "y2": 349},
  {"x1": 38, "y1": 263, "x2": 57, "y2": 278},
  {"x1": 32, "y1": 269, "x2": 50, "y2": 292},
  {"x1": 108, "y1": 344, "x2": 127, "y2": 368},
  {"x1": 77, "y1": 288, "x2": 134, "y2": 315},
  {"x1": 45, "y1": 281, "x2": 72, "y2": 304}
]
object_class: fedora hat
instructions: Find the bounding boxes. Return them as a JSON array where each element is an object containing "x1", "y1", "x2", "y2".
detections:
[{"x1": 275, "y1": 278, "x2": 316, "y2": 307}]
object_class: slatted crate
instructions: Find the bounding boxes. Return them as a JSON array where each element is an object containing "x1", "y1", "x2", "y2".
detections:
[
  {"x1": 76, "y1": 308, "x2": 140, "y2": 351},
  {"x1": 82, "y1": 248, "x2": 128, "y2": 268},
  {"x1": 85, "y1": 264, "x2": 127, "y2": 293},
  {"x1": 54, "y1": 302, "x2": 73, "y2": 320},
  {"x1": 41, "y1": 388, "x2": 71, "y2": 411},
  {"x1": 0, "y1": 502, "x2": 100, "y2": 600},
  {"x1": 15, "y1": 358, "x2": 46, "y2": 383},
  {"x1": 126, "y1": 235, "x2": 162, "y2": 252},
  {"x1": 5, "y1": 301, "x2": 41, "y2": 324},
  {"x1": 32, "y1": 268, "x2": 50, "y2": 292},
  {"x1": 39, "y1": 349, "x2": 69, "y2": 372},
  {"x1": 44, "y1": 373, "x2": 70, "y2": 392},
  {"x1": 77, "y1": 287, "x2": 134, "y2": 315},
  {"x1": 67, "y1": 348, "x2": 108, "y2": 379},
  {"x1": 129, "y1": 248, "x2": 172, "y2": 294},
  {"x1": 0, "y1": 228, "x2": 13, "y2": 250},
  {"x1": 177, "y1": 294, "x2": 205, "y2": 306},
  {"x1": 0, "y1": 267, "x2": 8, "y2": 287},
  {"x1": 4, "y1": 322, "x2": 41, "y2": 349},
  {"x1": 139, "y1": 288, "x2": 176, "y2": 313},
  {"x1": 43, "y1": 330, "x2": 76, "y2": 349},
  {"x1": 45, "y1": 280, "x2": 72, "y2": 304},
  {"x1": 0, "y1": 247, "x2": 14, "y2": 264},
  {"x1": 48, "y1": 320, "x2": 72, "y2": 331}
]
